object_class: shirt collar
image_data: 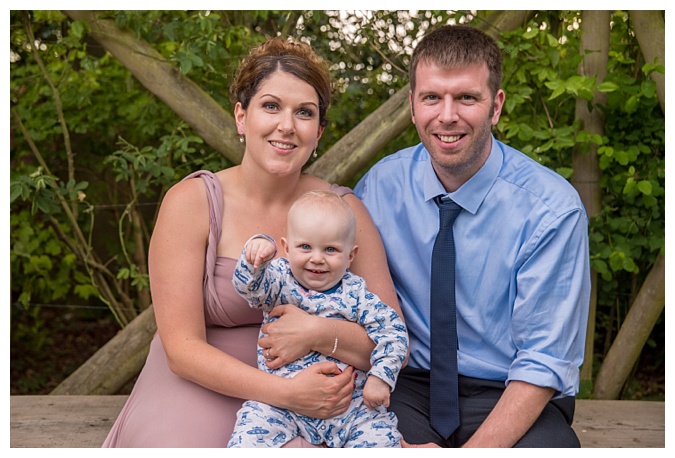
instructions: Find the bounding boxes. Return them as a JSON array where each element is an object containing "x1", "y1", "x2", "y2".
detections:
[{"x1": 422, "y1": 136, "x2": 503, "y2": 215}]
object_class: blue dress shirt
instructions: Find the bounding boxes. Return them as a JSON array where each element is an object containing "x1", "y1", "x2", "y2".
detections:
[{"x1": 354, "y1": 137, "x2": 591, "y2": 397}]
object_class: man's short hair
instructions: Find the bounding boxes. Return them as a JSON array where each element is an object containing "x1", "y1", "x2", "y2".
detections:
[{"x1": 410, "y1": 25, "x2": 503, "y2": 98}]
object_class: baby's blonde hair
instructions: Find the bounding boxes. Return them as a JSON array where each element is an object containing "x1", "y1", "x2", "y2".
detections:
[{"x1": 288, "y1": 190, "x2": 356, "y2": 244}]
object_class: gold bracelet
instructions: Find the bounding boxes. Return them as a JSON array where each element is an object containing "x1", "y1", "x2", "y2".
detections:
[{"x1": 327, "y1": 322, "x2": 338, "y2": 357}]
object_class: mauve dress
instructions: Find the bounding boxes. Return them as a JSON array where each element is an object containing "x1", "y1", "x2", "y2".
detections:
[{"x1": 102, "y1": 170, "x2": 352, "y2": 447}]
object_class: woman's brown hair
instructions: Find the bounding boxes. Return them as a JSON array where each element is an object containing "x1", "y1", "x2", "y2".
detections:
[{"x1": 230, "y1": 37, "x2": 333, "y2": 127}]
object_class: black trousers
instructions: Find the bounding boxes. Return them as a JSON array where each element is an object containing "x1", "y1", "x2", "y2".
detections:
[{"x1": 390, "y1": 367, "x2": 580, "y2": 448}]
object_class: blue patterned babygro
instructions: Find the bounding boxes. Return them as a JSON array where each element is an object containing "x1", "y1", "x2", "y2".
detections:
[{"x1": 228, "y1": 235, "x2": 408, "y2": 448}]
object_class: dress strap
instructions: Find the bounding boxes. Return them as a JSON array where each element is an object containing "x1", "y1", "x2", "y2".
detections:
[
  {"x1": 329, "y1": 183, "x2": 354, "y2": 198},
  {"x1": 181, "y1": 170, "x2": 224, "y2": 311}
]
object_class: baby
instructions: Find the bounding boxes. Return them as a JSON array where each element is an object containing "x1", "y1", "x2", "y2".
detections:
[{"x1": 228, "y1": 190, "x2": 408, "y2": 448}]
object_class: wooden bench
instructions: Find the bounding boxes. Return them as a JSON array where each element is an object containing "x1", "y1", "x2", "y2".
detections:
[{"x1": 9, "y1": 396, "x2": 665, "y2": 448}]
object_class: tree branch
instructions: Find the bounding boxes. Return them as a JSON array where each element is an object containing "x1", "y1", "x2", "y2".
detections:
[
  {"x1": 23, "y1": 11, "x2": 77, "y2": 216},
  {"x1": 593, "y1": 254, "x2": 665, "y2": 399},
  {"x1": 63, "y1": 10, "x2": 244, "y2": 164},
  {"x1": 629, "y1": 11, "x2": 665, "y2": 114}
]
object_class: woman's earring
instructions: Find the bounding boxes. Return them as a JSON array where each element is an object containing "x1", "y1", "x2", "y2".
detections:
[
  {"x1": 239, "y1": 135, "x2": 245, "y2": 144},
  {"x1": 312, "y1": 148, "x2": 318, "y2": 158}
]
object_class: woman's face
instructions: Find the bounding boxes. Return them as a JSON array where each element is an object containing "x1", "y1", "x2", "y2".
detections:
[{"x1": 235, "y1": 70, "x2": 324, "y2": 176}]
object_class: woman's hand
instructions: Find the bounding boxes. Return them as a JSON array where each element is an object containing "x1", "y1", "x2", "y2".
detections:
[
  {"x1": 260, "y1": 304, "x2": 375, "y2": 371},
  {"x1": 281, "y1": 362, "x2": 355, "y2": 419},
  {"x1": 259, "y1": 305, "x2": 319, "y2": 368}
]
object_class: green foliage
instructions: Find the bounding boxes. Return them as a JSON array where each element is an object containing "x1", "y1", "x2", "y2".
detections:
[
  {"x1": 10, "y1": 210, "x2": 79, "y2": 307},
  {"x1": 498, "y1": 12, "x2": 582, "y2": 170},
  {"x1": 10, "y1": 11, "x2": 238, "y2": 323},
  {"x1": 590, "y1": 13, "x2": 665, "y2": 296}
]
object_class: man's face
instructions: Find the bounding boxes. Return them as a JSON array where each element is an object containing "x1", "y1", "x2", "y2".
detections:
[{"x1": 410, "y1": 61, "x2": 504, "y2": 191}]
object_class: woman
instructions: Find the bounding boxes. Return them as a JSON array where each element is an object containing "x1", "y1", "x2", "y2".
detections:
[{"x1": 102, "y1": 37, "x2": 401, "y2": 447}]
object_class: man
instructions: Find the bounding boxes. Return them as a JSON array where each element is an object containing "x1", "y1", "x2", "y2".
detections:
[{"x1": 354, "y1": 25, "x2": 590, "y2": 447}]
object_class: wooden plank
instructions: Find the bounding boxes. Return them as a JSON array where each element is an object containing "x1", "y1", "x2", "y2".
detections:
[
  {"x1": 10, "y1": 395, "x2": 127, "y2": 448},
  {"x1": 573, "y1": 399, "x2": 665, "y2": 448},
  {"x1": 9, "y1": 396, "x2": 665, "y2": 448}
]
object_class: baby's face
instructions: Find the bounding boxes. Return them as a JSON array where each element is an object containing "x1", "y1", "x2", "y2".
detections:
[{"x1": 282, "y1": 210, "x2": 355, "y2": 292}]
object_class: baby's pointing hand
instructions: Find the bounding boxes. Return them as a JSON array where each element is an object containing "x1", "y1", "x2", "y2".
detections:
[{"x1": 245, "y1": 238, "x2": 276, "y2": 268}]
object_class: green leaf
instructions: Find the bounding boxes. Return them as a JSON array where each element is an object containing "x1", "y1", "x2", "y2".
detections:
[
  {"x1": 117, "y1": 267, "x2": 130, "y2": 280},
  {"x1": 518, "y1": 123, "x2": 534, "y2": 140},
  {"x1": 549, "y1": 51, "x2": 560, "y2": 68},
  {"x1": 190, "y1": 54, "x2": 204, "y2": 67},
  {"x1": 643, "y1": 62, "x2": 665, "y2": 76},
  {"x1": 545, "y1": 80, "x2": 562, "y2": 91},
  {"x1": 179, "y1": 57, "x2": 192, "y2": 74},
  {"x1": 576, "y1": 130, "x2": 590, "y2": 143},
  {"x1": 643, "y1": 194, "x2": 657, "y2": 208},
  {"x1": 637, "y1": 180, "x2": 653, "y2": 195},
  {"x1": 640, "y1": 80, "x2": 656, "y2": 99},
  {"x1": 623, "y1": 177, "x2": 637, "y2": 195},
  {"x1": 590, "y1": 134, "x2": 604, "y2": 145},
  {"x1": 591, "y1": 259, "x2": 609, "y2": 276},
  {"x1": 598, "y1": 146, "x2": 613, "y2": 157},
  {"x1": 18, "y1": 291, "x2": 31, "y2": 307},
  {"x1": 549, "y1": 86, "x2": 566, "y2": 100},
  {"x1": 523, "y1": 28, "x2": 539, "y2": 39},
  {"x1": 70, "y1": 20, "x2": 86, "y2": 39},
  {"x1": 10, "y1": 182, "x2": 25, "y2": 202},
  {"x1": 609, "y1": 253, "x2": 624, "y2": 272},
  {"x1": 44, "y1": 239, "x2": 62, "y2": 256},
  {"x1": 556, "y1": 167, "x2": 574, "y2": 179},
  {"x1": 625, "y1": 95, "x2": 639, "y2": 113},
  {"x1": 614, "y1": 149, "x2": 630, "y2": 166},
  {"x1": 74, "y1": 284, "x2": 99, "y2": 300},
  {"x1": 75, "y1": 181, "x2": 89, "y2": 191},
  {"x1": 622, "y1": 257, "x2": 637, "y2": 273},
  {"x1": 539, "y1": 139, "x2": 554, "y2": 152},
  {"x1": 597, "y1": 81, "x2": 619, "y2": 93}
]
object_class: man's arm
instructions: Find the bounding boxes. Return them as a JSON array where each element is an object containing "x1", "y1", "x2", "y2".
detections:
[{"x1": 461, "y1": 380, "x2": 554, "y2": 448}]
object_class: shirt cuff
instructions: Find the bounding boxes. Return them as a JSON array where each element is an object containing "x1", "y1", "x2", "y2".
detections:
[{"x1": 508, "y1": 350, "x2": 580, "y2": 397}]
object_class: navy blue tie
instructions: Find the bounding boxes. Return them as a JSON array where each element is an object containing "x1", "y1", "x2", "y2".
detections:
[{"x1": 430, "y1": 196, "x2": 462, "y2": 439}]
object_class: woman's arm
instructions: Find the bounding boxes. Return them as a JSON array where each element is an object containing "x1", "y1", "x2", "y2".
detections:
[
  {"x1": 149, "y1": 178, "x2": 213, "y2": 381},
  {"x1": 149, "y1": 178, "x2": 354, "y2": 419}
]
